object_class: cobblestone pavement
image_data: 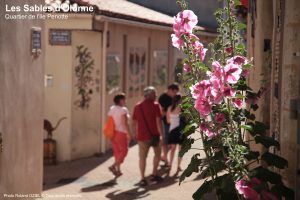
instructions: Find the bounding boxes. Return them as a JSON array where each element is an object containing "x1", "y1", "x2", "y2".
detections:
[{"x1": 42, "y1": 139, "x2": 206, "y2": 200}]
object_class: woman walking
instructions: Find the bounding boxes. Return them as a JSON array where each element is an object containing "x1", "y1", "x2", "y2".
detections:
[
  {"x1": 107, "y1": 93, "x2": 131, "y2": 177},
  {"x1": 166, "y1": 94, "x2": 184, "y2": 175}
]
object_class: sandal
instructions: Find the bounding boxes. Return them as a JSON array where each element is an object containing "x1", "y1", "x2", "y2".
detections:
[
  {"x1": 115, "y1": 171, "x2": 123, "y2": 178},
  {"x1": 108, "y1": 166, "x2": 117, "y2": 176},
  {"x1": 138, "y1": 179, "x2": 148, "y2": 187},
  {"x1": 150, "y1": 175, "x2": 163, "y2": 182}
]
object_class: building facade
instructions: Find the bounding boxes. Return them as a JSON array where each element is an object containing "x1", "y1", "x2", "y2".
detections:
[{"x1": 247, "y1": 0, "x2": 300, "y2": 196}]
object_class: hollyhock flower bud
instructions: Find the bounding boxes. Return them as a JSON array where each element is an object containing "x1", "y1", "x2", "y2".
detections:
[
  {"x1": 214, "y1": 113, "x2": 225, "y2": 124},
  {"x1": 224, "y1": 62, "x2": 242, "y2": 84},
  {"x1": 233, "y1": 98, "x2": 244, "y2": 109},
  {"x1": 183, "y1": 63, "x2": 191, "y2": 72},
  {"x1": 225, "y1": 47, "x2": 233, "y2": 54}
]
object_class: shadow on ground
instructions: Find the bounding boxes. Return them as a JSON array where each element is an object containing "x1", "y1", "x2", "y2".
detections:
[
  {"x1": 105, "y1": 175, "x2": 179, "y2": 200},
  {"x1": 80, "y1": 166, "x2": 181, "y2": 200},
  {"x1": 43, "y1": 141, "x2": 136, "y2": 190}
]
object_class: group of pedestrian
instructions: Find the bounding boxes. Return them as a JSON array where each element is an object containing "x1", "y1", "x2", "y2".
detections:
[{"x1": 106, "y1": 83, "x2": 184, "y2": 187}]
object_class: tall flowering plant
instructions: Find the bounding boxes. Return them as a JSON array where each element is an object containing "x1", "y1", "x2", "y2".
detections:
[{"x1": 173, "y1": 0, "x2": 294, "y2": 199}]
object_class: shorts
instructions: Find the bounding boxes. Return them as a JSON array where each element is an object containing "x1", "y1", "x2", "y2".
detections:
[
  {"x1": 168, "y1": 127, "x2": 183, "y2": 145},
  {"x1": 138, "y1": 140, "x2": 161, "y2": 160}
]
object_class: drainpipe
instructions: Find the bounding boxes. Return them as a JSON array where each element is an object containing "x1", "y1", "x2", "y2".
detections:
[{"x1": 100, "y1": 21, "x2": 108, "y2": 153}]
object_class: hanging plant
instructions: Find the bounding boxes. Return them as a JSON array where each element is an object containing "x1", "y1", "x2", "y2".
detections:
[
  {"x1": 74, "y1": 45, "x2": 94, "y2": 109},
  {"x1": 174, "y1": 0, "x2": 294, "y2": 199}
]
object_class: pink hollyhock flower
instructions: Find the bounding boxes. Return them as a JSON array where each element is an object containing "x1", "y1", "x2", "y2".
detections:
[
  {"x1": 235, "y1": 179, "x2": 260, "y2": 200},
  {"x1": 211, "y1": 89, "x2": 223, "y2": 104},
  {"x1": 233, "y1": 98, "x2": 244, "y2": 109},
  {"x1": 183, "y1": 63, "x2": 191, "y2": 72},
  {"x1": 214, "y1": 113, "x2": 225, "y2": 124},
  {"x1": 223, "y1": 86, "x2": 236, "y2": 97},
  {"x1": 173, "y1": 10, "x2": 198, "y2": 34},
  {"x1": 206, "y1": 129, "x2": 218, "y2": 138},
  {"x1": 190, "y1": 80, "x2": 211, "y2": 99},
  {"x1": 212, "y1": 61, "x2": 223, "y2": 78},
  {"x1": 262, "y1": 191, "x2": 278, "y2": 200},
  {"x1": 224, "y1": 62, "x2": 242, "y2": 84},
  {"x1": 194, "y1": 98, "x2": 212, "y2": 116},
  {"x1": 191, "y1": 40, "x2": 207, "y2": 61},
  {"x1": 200, "y1": 123, "x2": 208, "y2": 131},
  {"x1": 227, "y1": 55, "x2": 247, "y2": 66},
  {"x1": 171, "y1": 34, "x2": 184, "y2": 49},
  {"x1": 200, "y1": 48, "x2": 208, "y2": 61}
]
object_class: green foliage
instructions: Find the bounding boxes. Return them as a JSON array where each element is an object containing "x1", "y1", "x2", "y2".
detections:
[
  {"x1": 261, "y1": 152, "x2": 288, "y2": 169},
  {"x1": 176, "y1": 0, "x2": 294, "y2": 199},
  {"x1": 254, "y1": 135, "x2": 280, "y2": 149}
]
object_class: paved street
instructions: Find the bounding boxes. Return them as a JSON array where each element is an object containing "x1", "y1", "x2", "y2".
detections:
[{"x1": 42, "y1": 138, "x2": 207, "y2": 200}]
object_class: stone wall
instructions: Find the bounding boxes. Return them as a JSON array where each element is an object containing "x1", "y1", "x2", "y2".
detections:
[
  {"x1": 247, "y1": 0, "x2": 300, "y2": 194},
  {"x1": 0, "y1": 0, "x2": 44, "y2": 198}
]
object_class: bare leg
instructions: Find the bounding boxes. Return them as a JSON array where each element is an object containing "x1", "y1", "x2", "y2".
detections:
[
  {"x1": 176, "y1": 145, "x2": 183, "y2": 173},
  {"x1": 169, "y1": 144, "x2": 176, "y2": 172},
  {"x1": 139, "y1": 158, "x2": 146, "y2": 179},
  {"x1": 152, "y1": 148, "x2": 161, "y2": 176},
  {"x1": 161, "y1": 144, "x2": 169, "y2": 164}
]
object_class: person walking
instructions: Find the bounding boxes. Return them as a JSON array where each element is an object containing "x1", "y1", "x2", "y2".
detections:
[
  {"x1": 158, "y1": 83, "x2": 179, "y2": 167},
  {"x1": 132, "y1": 86, "x2": 164, "y2": 186},
  {"x1": 166, "y1": 94, "x2": 184, "y2": 176},
  {"x1": 108, "y1": 93, "x2": 131, "y2": 178}
]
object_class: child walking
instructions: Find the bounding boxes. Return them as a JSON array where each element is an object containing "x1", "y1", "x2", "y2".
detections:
[{"x1": 107, "y1": 93, "x2": 131, "y2": 177}]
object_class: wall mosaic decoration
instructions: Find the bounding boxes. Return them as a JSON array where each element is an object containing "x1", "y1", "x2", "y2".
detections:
[
  {"x1": 152, "y1": 50, "x2": 168, "y2": 87},
  {"x1": 74, "y1": 45, "x2": 94, "y2": 109},
  {"x1": 128, "y1": 47, "x2": 146, "y2": 98},
  {"x1": 106, "y1": 54, "x2": 121, "y2": 94}
]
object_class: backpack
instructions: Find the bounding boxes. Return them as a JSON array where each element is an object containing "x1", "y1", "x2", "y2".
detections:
[{"x1": 103, "y1": 116, "x2": 115, "y2": 139}]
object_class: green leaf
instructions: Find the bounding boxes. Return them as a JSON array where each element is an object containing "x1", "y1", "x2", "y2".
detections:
[
  {"x1": 251, "y1": 166, "x2": 282, "y2": 184},
  {"x1": 247, "y1": 121, "x2": 269, "y2": 136},
  {"x1": 233, "y1": 0, "x2": 241, "y2": 6},
  {"x1": 261, "y1": 152, "x2": 288, "y2": 169},
  {"x1": 193, "y1": 174, "x2": 230, "y2": 200},
  {"x1": 237, "y1": 22, "x2": 247, "y2": 30},
  {"x1": 199, "y1": 161, "x2": 226, "y2": 179},
  {"x1": 243, "y1": 63, "x2": 252, "y2": 69},
  {"x1": 254, "y1": 135, "x2": 280, "y2": 149},
  {"x1": 179, "y1": 137, "x2": 194, "y2": 157},
  {"x1": 244, "y1": 151, "x2": 260, "y2": 161},
  {"x1": 182, "y1": 123, "x2": 197, "y2": 136},
  {"x1": 271, "y1": 184, "x2": 294, "y2": 200},
  {"x1": 241, "y1": 125, "x2": 253, "y2": 132},
  {"x1": 180, "y1": 153, "x2": 202, "y2": 184}
]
